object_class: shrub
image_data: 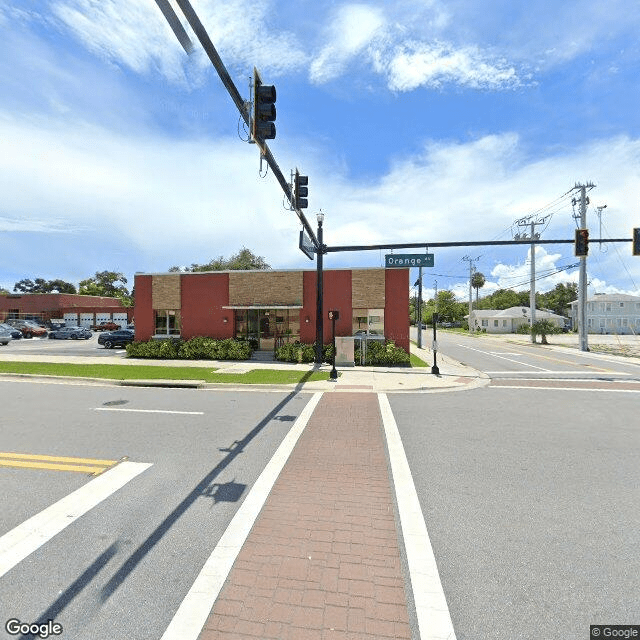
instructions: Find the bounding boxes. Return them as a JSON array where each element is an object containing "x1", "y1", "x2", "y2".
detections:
[
  {"x1": 354, "y1": 340, "x2": 410, "y2": 366},
  {"x1": 275, "y1": 341, "x2": 333, "y2": 364},
  {"x1": 126, "y1": 337, "x2": 251, "y2": 360}
]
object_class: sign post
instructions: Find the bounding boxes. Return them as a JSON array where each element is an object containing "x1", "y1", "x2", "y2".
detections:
[
  {"x1": 328, "y1": 310, "x2": 339, "y2": 380},
  {"x1": 431, "y1": 313, "x2": 440, "y2": 375}
]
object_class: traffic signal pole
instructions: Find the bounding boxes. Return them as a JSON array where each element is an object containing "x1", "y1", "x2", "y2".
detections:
[{"x1": 576, "y1": 184, "x2": 590, "y2": 352}]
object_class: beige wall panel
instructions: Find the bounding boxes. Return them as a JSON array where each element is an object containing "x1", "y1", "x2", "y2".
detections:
[
  {"x1": 229, "y1": 272, "x2": 303, "y2": 306},
  {"x1": 152, "y1": 275, "x2": 181, "y2": 310},
  {"x1": 352, "y1": 269, "x2": 385, "y2": 308}
]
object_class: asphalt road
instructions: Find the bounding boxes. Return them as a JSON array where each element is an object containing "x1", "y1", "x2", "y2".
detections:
[
  {"x1": 0, "y1": 334, "x2": 122, "y2": 358},
  {"x1": 1, "y1": 334, "x2": 638, "y2": 639},
  {"x1": 0, "y1": 382, "x2": 313, "y2": 640}
]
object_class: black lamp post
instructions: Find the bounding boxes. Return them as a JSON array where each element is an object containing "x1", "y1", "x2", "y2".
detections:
[{"x1": 315, "y1": 211, "x2": 324, "y2": 365}]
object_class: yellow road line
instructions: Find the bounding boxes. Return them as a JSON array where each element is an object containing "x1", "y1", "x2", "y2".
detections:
[
  {"x1": 0, "y1": 460, "x2": 108, "y2": 474},
  {"x1": 0, "y1": 452, "x2": 118, "y2": 466},
  {"x1": 0, "y1": 452, "x2": 119, "y2": 475}
]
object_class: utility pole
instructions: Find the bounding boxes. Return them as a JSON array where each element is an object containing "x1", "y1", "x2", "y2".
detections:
[
  {"x1": 416, "y1": 267, "x2": 423, "y2": 348},
  {"x1": 462, "y1": 256, "x2": 480, "y2": 331},
  {"x1": 515, "y1": 217, "x2": 547, "y2": 342},
  {"x1": 572, "y1": 182, "x2": 595, "y2": 352}
]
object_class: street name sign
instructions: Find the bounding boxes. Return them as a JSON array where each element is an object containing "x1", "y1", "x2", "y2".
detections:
[
  {"x1": 299, "y1": 230, "x2": 315, "y2": 260},
  {"x1": 385, "y1": 253, "x2": 434, "y2": 268}
]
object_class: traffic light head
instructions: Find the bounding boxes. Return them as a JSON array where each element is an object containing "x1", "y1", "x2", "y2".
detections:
[
  {"x1": 252, "y1": 68, "x2": 276, "y2": 141},
  {"x1": 294, "y1": 170, "x2": 308, "y2": 209},
  {"x1": 633, "y1": 228, "x2": 640, "y2": 256},
  {"x1": 575, "y1": 228, "x2": 589, "y2": 257}
]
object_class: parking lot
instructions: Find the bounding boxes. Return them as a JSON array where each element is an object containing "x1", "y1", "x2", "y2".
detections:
[{"x1": 0, "y1": 333, "x2": 128, "y2": 358}]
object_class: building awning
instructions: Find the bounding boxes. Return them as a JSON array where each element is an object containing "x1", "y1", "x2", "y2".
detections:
[{"x1": 222, "y1": 305, "x2": 303, "y2": 310}]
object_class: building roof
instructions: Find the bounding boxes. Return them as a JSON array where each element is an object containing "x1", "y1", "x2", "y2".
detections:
[
  {"x1": 569, "y1": 293, "x2": 640, "y2": 306},
  {"x1": 470, "y1": 307, "x2": 566, "y2": 319}
]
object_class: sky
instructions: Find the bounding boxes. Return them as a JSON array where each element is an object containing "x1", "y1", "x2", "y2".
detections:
[{"x1": 1, "y1": 0, "x2": 640, "y2": 304}]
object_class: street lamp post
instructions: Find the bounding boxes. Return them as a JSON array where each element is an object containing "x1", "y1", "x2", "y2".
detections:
[{"x1": 315, "y1": 211, "x2": 324, "y2": 365}]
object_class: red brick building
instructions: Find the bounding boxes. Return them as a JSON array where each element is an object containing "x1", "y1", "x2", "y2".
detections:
[
  {"x1": 134, "y1": 268, "x2": 409, "y2": 352},
  {"x1": 0, "y1": 293, "x2": 132, "y2": 327}
]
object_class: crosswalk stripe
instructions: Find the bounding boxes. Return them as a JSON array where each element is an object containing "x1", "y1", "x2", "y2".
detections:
[{"x1": 0, "y1": 461, "x2": 152, "y2": 578}]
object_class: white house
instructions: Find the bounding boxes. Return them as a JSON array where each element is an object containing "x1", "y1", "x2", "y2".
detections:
[
  {"x1": 468, "y1": 307, "x2": 568, "y2": 334},
  {"x1": 569, "y1": 293, "x2": 640, "y2": 334}
]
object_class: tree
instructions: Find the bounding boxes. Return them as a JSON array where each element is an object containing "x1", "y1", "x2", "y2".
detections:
[
  {"x1": 434, "y1": 290, "x2": 463, "y2": 323},
  {"x1": 471, "y1": 272, "x2": 486, "y2": 308},
  {"x1": 79, "y1": 271, "x2": 132, "y2": 306},
  {"x1": 530, "y1": 319, "x2": 559, "y2": 344},
  {"x1": 170, "y1": 248, "x2": 271, "y2": 272},
  {"x1": 13, "y1": 278, "x2": 76, "y2": 294},
  {"x1": 538, "y1": 282, "x2": 578, "y2": 317}
]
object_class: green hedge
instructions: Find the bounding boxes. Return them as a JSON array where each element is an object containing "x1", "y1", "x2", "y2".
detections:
[
  {"x1": 275, "y1": 341, "x2": 334, "y2": 363},
  {"x1": 354, "y1": 340, "x2": 410, "y2": 366},
  {"x1": 126, "y1": 337, "x2": 252, "y2": 360},
  {"x1": 275, "y1": 340, "x2": 409, "y2": 366}
]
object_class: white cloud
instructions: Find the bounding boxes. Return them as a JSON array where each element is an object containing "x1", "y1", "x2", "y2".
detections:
[
  {"x1": 53, "y1": 0, "x2": 307, "y2": 83},
  {"x1": 309, "y1": 4, "x2": 385, "y2": 83},
  {"x1": 378, "y1": 41, "x2": 520, "y2": 91}
]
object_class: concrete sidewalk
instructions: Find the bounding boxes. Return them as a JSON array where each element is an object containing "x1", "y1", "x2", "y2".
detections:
[{"x1": 0, "y1": 344, "x2": 488, "y2": 394}]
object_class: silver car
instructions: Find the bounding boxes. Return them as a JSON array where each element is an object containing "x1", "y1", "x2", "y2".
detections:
[
  {"x1": 0, "y1": 329, "x2": 12, "y2": 346},
  {"x1": 48, "y1": 326, "x2": 93, "y2": 340}
]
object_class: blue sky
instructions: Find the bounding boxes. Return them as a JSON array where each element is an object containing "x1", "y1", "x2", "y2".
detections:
[{"x1": 1, "y1": 0, "x2": 640, "y2": 303}]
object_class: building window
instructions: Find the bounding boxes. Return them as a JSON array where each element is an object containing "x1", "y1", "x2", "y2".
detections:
[
  {"x1": 494, "y1": 320, "x2": 499, "y2": 327},
  {"x1": 606, "y1": 303, "x2": 612, "y2": 311},
  {"x1": 482, "y1": 319, "x2": 488, "y2": 327},
  {"x1": 352, "y1": 309, "x2": 384, "y2": 335},
  {"x1": 155, "y1": 310, "x2": 181, "y2": 335},
  {"x1": 620, "y1": 302, "x2": 625, "y2": 308},
  {"x1": 502, "y1": 320, "x2": 507, "y2": 327},
  {"x1": 599, "y1": 318, "x2": 605, "y2": 328}
]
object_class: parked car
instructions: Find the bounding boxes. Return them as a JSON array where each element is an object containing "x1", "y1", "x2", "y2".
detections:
[
  {"x1": 6, "y1": 319, "x2": 48, "y2": 338},
  {"x1": 98, "y1": 329, "x2": 135, "y2": 349},
  {"x1": 0, "y1": 323, "x2": 22, "y2": 339},
  {"x1": 48, "y1": 326, "x2": 93, "y2": 340},
  {"x1": 0, "y1": 329, "x2": 12, "y2": 346},
  {"x1": 91, "y1": 321, "x2": 120, "y2": 331}
]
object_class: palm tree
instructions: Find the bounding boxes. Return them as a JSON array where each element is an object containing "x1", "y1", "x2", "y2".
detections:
[{"x1": 471, "y1": 272, "x2": 486, "y2": 308}]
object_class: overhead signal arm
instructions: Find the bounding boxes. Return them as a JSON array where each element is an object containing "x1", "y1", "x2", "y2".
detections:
[{"x1": 154, "y1": 0, "x2": 318, "y2": 247}]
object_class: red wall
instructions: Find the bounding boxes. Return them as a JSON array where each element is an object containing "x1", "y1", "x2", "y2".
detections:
[
  {"x1": 181, "y1": 273, "x2": 232, "y2": 340},
  {"x1": 384, "y1": 268, "x2": 409, "y2": 352},
  {"x1": 133, "y1": 268, "x2": 409, "y2": 353},
  {"x1": 134, "y1": 275, "x2": 154, "y2": 341}
]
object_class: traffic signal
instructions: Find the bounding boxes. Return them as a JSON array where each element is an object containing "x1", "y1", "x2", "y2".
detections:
[
  {"x1": 252, "y1": 68, "x2": 276, "y2": 141},
  {"x1": 575, "y1": 228, "x2": 589, "y2": 257},
  {"x1": 633, "y1": 228, "x2": 640, "y2": 256},
  {"x1": 293, "y1": 170, "x2": 308, "y2": 209}
]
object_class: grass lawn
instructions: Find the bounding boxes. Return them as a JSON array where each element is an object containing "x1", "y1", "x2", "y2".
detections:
[
  {"x1": 0, "y1": 361, "x2": 332, "y2": 384},
  {"x1": 410, "y1": 353, "x2": 429, "y2": 368}
]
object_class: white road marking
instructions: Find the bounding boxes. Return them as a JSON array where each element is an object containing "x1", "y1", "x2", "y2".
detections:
[
  {"x1": 455, "y1": 343, "x2": 549, "y2": 370},
  {"x1": 0, "y1": 461, "x2": 152, "y2": 578},
  {"x1": 378, "y1": 393, "x2": 457, "y2": 640},
  {"x1": 160, "y1": 392, "x2": 323, "y2": 640},
  {"x1": 484, "y1": 371, "x2": 631, "y2": 376},
  {"x1": 94, "y1": 408, "x2": 204, "y2": 415},
  {"x1": 490, "y1": 385, "x2": 640, "y2": 393}
]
